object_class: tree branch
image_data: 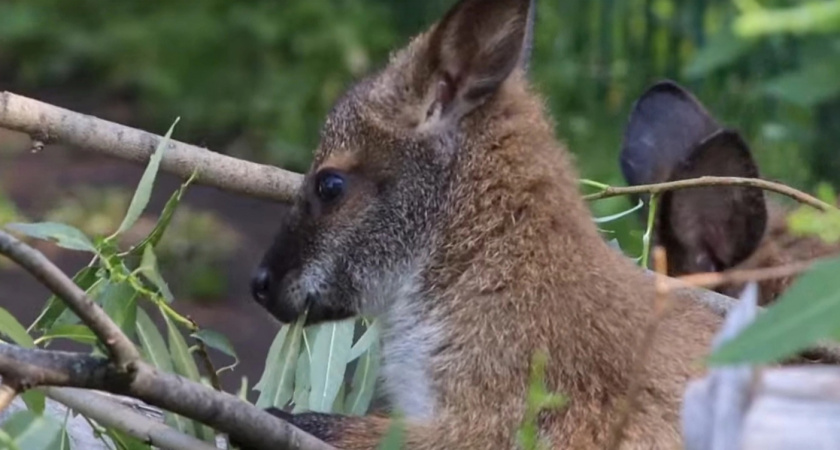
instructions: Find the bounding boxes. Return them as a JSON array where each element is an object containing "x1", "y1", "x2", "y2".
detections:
[
  {"x1": 0, "y1": 229, "x2": 139, "y2": 368},
  {"x1": 584, "y1": 176, "x2": 837, "y2": 212},
  {"x1": 44, "y1": 387, "x2": 217, "y2": 450},
  {"x1": 0, "y1": 91, "x2": 303, "y2": 203},
  {"x1": 0, "y1": 344, "x2": 334, "y2": 450},
  {"x1": 676, "y1": 259, "x2": 817, "y2": 291}
]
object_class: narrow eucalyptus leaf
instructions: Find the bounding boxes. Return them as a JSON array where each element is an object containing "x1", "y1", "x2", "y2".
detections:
[
  {"x1": 292, "y1": 348, "x2": 312, "y2": 413},
  {"x1": 100, "y1": 280, "x2": 139, "y2": 341},
  {"x1": 163, "y1": 312, "x2": 214, "y2": 442},
  {"x1": 255, "y1": 315, "x2": 306, "y2": 409},
  {"x1": 39, "y1": 324, "x2": 98, "y2": 345},
  {"x1": 346, "y1": 340, "x2": 381, "y2": 416},
  {"x1": 0, "y1": 307, "x2": 34, "y2": 348},
  {"x1": 191, "y1": 328, "x2": 237, "y2": 359},
  {"x1": 128, "y1": 172, "x2": 196, "y2": 256},
  {"x1": 253, "y1": 324, "x2": 290, "y2": 393},
  {"x1": 348, "y1": 319, "x2": 380, "y2": 362},
  {"x1": 309, "y1": 319, "x2": 355, "y2": 413},
  {"x1": 115, "y1": 118, "x2": 180, "y2": 236},
  {"x1": 135, "y1": 308, "x2": 174, "y2": 373},
  {"x1": 5, "y1": 222, "x2": 95, "y2": 253},
  {"x1": 139, "y1": 246, "x2": 174, "y2": 302}
]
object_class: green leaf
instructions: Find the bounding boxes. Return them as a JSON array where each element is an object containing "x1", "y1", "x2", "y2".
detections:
[
  {"x1": 762, "y1": 60, "x2": 840, "y2": 107},
  {"x1": 163, "y1": 311, "x2": 215, "y2": 442},
  {"x1": 291, "y1": 348, "x2": 312, "y2": 413},
  {"x1": 0, "y1": 410, "x2": 63, "y2": 450},
  {"x1": 346, "y1": 338, "x2": 381, "y2": 416},
  {"x1": 309, "y1": 318, "x2": 355, "y2": 413},
  {"x1": 100, "y1": 280, "x2": 139, "y2": 342},
  {"x1": 710, "y1": 256, "x2": 840, "y2": 365},
  {"x1": 347, "y1": 319, "x2": 379, "y2": 362},
  {"x1": 0, "y1": 307, "x2": 34, "y2": 348},
  {"x1": 138, "y1": 246, "x2": 174, "y2": 302},
  {"x1": 191, "y1": 328, "x2": 236, "y2": 359},
  {"x1": 137, "y1": 309, "x2": 196, "y2": 439},
  {"x1": 38, "y1": 324, "x2": 98, "y2": 345},
  {"x1": 5, "y1": 222, "x2": 95, "y2": 253},
  {"x1": 377, "y1": 414, "x2": 406, "y2": 450},
  {"x1": 136, "y1": 308, "x2": 174, "y2": 373},
  {"x1": 126, "y1": 172, "x2": 197, "y2": 257},
  {"x1": 31, "y1": 265, "x2": 99, "y2": 333},
  {"x1": 113, "y1": 118, "x2": 180, "y2": 236},
  {"x1": 104, "y1": 427, "x2": 153, "y2": 450},
  {"x1": 20, "y1": 390, "x2": 45, "y2": 415},
  {"x1": 255, "y1": 315, "x2": 306, "y2": 409}
]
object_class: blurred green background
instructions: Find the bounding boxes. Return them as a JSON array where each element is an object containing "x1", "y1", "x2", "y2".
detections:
[{"x1": 1, "y1": 0, "x2": 839, "y2": 267}]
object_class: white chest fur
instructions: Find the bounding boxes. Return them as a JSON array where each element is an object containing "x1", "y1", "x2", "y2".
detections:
[{"x1": 379, "y1": 293, "x2": 440, "y2": 420}]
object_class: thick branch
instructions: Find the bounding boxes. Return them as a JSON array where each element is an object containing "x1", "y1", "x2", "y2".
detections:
[
  {"x1": 0, "y1": 344, "x2": 335, "y2": 450},
  {"x1": 0, "y1": 229, "x2": 139, "y2": 368},
  {"x1": 0, "y1": 91, "x2": 302, "y2": 203},
  {"x1": 584, "y1": 176, "x2": 837, "y2": 212},
  {"x1": 44, "y1": 387, "x2": 216, "y2": 450}
]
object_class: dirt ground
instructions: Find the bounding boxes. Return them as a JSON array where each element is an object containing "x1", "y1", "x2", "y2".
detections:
[{"x1": 0, "y1": 124, "x2": 291, "y2": 400}]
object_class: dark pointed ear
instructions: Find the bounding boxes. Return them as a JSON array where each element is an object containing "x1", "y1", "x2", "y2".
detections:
[
  {"x1": 620, "y1": 80, "x2": 720, "y2": 187},
  {"x1": 657, "y1": 130, "x2": 768, "y2": 276},
  {"x1": 422, "y1": 0, "x2": 533, "y2": 127}
]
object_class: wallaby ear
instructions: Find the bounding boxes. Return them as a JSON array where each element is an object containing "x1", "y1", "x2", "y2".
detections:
[
  {"x1": 620, "y1": 80, "x2": 720, "y2": 187},
  {"x1": 422, "y1": 0, "x2": 533, "y2": 126},
  {"x1": 657, "y1": 130, "x2": 768, "y2": 276}
]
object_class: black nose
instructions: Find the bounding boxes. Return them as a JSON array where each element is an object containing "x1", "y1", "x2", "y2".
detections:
[{"x1": 251, "y1": 267, "x2": 272, "y2": 305}]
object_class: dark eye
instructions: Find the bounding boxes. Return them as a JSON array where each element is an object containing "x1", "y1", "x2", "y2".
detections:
[{"x1": 315, "y1": 171, "x2": 346, "y2": 203}]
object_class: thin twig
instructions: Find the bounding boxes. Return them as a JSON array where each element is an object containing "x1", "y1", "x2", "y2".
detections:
[
  {"x1": 607, "y1": 247, "x2": 672, "y2": 450},
  {"x1": 193, "y1": 337, "x2": 223, "y2": 392},
  {"x1": 0, "y1": 383, "x2": 18, "y2": 413},
  {"x1": 0, "y1": 91, "x2": 302, "y2": 203},
  {"x1": 584, "y1": 176, "x2": 836, "y2": 212},
  {"x1": 0, "y1": 229, "x2": 139, "y2": 368},
  {"x1": 675, "y1": 259, "x2": 817, "y2": 291}
]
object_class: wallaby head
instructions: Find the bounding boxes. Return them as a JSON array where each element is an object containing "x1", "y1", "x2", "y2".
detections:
[
  {"x1": 244, "y1": 2, "x2": 721, "y2": 449},
  {"x1": 250, "y1": 0, "x2": 538, "y2": 325},
  {"x1": 620, "y1": 80, "x2": 838, "y2": 304}
]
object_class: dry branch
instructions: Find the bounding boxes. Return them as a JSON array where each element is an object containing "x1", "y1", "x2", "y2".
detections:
[
  {"x1": 0, "y1": 229, "x2": 335, "y2": 450},
  {"x1": 43, "y1": 387, "x2": 216, "y2": 450},
  {"x1": 0, "y1": 91, "x2": 303, "y2": 203},
  {"x1": 583, "y1": 175, "x2": 837, "y2": 212},
  {"x1": 676, "y1": 259, "x2": 817, "y2": 291}
]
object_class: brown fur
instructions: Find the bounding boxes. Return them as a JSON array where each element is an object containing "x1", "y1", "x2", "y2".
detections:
[{"x1": 247, "y1": 1, "x2": 721, "y2": 449}]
